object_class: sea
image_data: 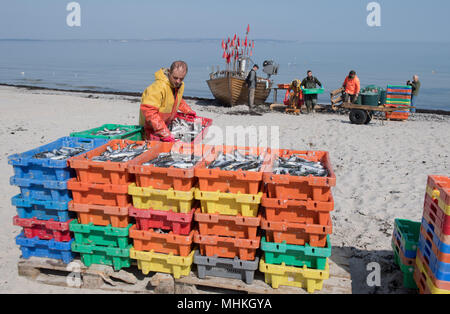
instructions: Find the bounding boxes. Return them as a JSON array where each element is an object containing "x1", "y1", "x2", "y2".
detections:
[{"x1": 1, "y1": 39, "x2": 449, "y2": 111}]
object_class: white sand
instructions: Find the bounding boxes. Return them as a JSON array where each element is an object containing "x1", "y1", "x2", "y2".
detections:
[{"x1": 0, "y1": 85, "x2": 449, "y2": 294}]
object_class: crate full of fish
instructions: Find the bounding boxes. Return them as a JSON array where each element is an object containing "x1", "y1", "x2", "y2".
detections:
[
  {"x1": 13, "y1": 216, "x2": 73, "y2": 242},
  {"x1": 69, "y1": 220, "x2": 131, "y2": 249},
  {"x1": 128, "y1": 142, "x2": 213, "y2": 191},
  {"x1": 71, "y1": 242, "x2": 132, "y2": 271},
  {"x1": 16, "y1": 234, "x2": 76, "y2": 264},
  {"x1": 195, "y1": 145, "x2": 271, "y2": 194},
  {"x1": 12, "y1": 194, "x2": 72, "y2": 222},
  {"x1": 263, "y1": 150, "x2": 336, "y2": 202},
  {"x1": 70, "y1": 124, "x2": 143, "y2": 141},
  {"x1": 68, "y1": 140, "x2": 159, "y2": 185},
  {"x1": 67, "y1": 178, "x2": 131, "y2": 207},
  {"x1": 8, "y1": 137, "x2": 108, "y2": 182},
  {"x1": 150, "y1": 113, "x2": 213, "y2": 144},
  {"x1": 69, "y1": 202, "x2": 130, "y2": 228}
]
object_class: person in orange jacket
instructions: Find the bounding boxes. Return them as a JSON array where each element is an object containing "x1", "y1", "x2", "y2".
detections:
[
  {"x1": 342, "y1": 70, "x2": 361, "y2": 104},
  {"x1": 139, "y1": 61, "x2": 196, "y2": 141}
]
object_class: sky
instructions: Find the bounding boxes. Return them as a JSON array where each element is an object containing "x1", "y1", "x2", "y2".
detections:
[{"x1": 0, "y1": 0, "x2": 449, "y2": 42}]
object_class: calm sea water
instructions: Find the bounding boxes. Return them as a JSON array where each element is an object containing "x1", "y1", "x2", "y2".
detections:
[{"x1": 1, "y1": 39, "x2": 449, "y2": 110}]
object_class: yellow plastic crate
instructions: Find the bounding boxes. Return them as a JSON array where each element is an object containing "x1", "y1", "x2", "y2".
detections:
[
  {"x1": 129, "y1": 248, "x2": 194, "y2": 279},
  {"x1": 416, "y1": 255, "x2": 450, "y2": 294},
  {"x1": 195, "y1": 189, "x2": 262, "y2": 217},
  {"x1": 427, "y1": 185, "x2": 450, "y2": 215},
  {"x1": 259, "y1": 258, "x2": 329, "y2": 293},
  {"x1": 128, "y1": 184, "x2": 195, "y2": 213}
]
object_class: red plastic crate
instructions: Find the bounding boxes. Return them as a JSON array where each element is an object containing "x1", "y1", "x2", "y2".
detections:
[
  {"x1": 13, "y1": 216, "x2": 73, "y2": 242},
  {"x1": 68, "y1": 202, "x2": 130, "y2": 228},
  {"x1": 128, "y1": 142, "x2": 213, "y2": 191},
  {"x1": 261, "y1": 194, "x2": 334, "y2": 224},
  {"x1": 193, "y1": 231, "x2": 260, "y2": 261},
  {"x1": 385, "y1": 111, "x2": 410, "y2": 121},
  {"x1": 263, "y1": 150, "x2": 336, "y2": 202},
  {"x1": 424, "y1": 193, "x2": 450, "y2": 235},
  {"x1": 194, "y1": 209, "x2": 261, "y2": 239},
  {"x1": 428, "y1": 175, "x2": 450, "y2": 208},
  {"x1": 68, "y1": 140, "x2": 160, "y2": 185},
  {"x1": 195, "y1": 145, "x2": 271, "y2": 194},
  {"x1": 67, "y1": 178, "x2": 130, "y2": 207},
  {"x1": 129, "y1": 225, "x2": 194, "y2": 257},
  {"x1": 260, "y1": 216, "x2": 332, "y2": 247},
  {"x1": 128, "y1": 206, "x2": 194, "y2": 235}
]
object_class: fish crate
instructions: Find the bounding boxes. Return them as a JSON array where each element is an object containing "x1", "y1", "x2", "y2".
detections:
[
  {"x1": 68, "y1": 179, "x2": 130, "y2": 207},
  {"x1": 394, "y1": 218, "x2": 421, "y2": 255},
  {"x1": 193, "y1": 232, "x2": 260, "y2": 261},
  {"x1": 392, "y1": 238, "x2": 417, "y2": 289},
  {"x1": 263, "y1": 150, "x2": 336, "y2": 202},
  {"x1": 194, "y1": 250, "x2": 259, "y2": 285},
  {"x1": 8, "y1": 137, "x2": 108, "y2": 182},
  {"x1": 71, "y1": 242, "x2": 132, "y2": 271},
  {"x1": 69, "y1": 220, "x2": 131, "y2": 249},
  {"x1": 414, "y1": 266, "x2": 432, "y2": 294},
  {"x1": 70, "y1": 124, "x2": 143, "y2": 140},
  {"x1": 424, "y1": 193, "x2": 450, "y2": 235},
  {"x1": 259, "y1": 258, "x2": 330, "y2": 293},
  {"x1": 195, "y1": 145, "x2": 271, "y2": 194},
  {"x1": 10, "y1": 176, "x2": 72, "y2": 203},
  {"x1": 419, "y1": 236, "x2": 450, "y2": 282},
  {"x1": 195, "y1": 209, "x2": 260, "y2": 239},
  {"x1": 128, "y1": 142, "x2": 213, "y2": 191},
  {"x1": 173, "y1": 113, "x2": 213, "y2": 144},
  {"x1": 301, "y1": 88, "x2": 325, "y2": 95},
  {"x1": 415, "y1": 252, "x2": 450, "y2": 294},
  {"x1": 128, "y1": 184, "x2": 195, "y2": 213},
  {"x1": 130, "y1": 247, "x2": 194, "y2": 279},
  {"x1": 422, "y1": 209, "x2": 450, "y2": 247},
  {"x1": 427, "y1": 175, "x2": 450, "y2": 215},
  {"x1": 68, "y1": 202, "x2": 130, "y2": 228},
  {"x1": 129, "y1": 206, "x2": 194, "y2": 235},
  {"x1": 261, "y1": 217, "x2": 332, "y2": 248},
  {"x1": 195, "y1": 189, "x2": 263, "y2": 217},
  {"x1": 261, "y1": 194, "x2": 334, "y2": 224},
  {"x1": 13, "y1": 216, "x2": 73, "y2": 242},
  {"x1": 129, "y1": 225, "x2": 194, "y2": 256},
  {"x1": 261, "y1": 236, "x2": 332, "y2": 270},
  {"x1": 68, "y1": 140, "x2": 159, "y2": 185},
  {"x1": 16, "y1": 234, "x2": 76, "y2": 264},
  {"x1": 12, "y1": 194, "x2": 72, "y2": 222},
  {"x1": 421, "y1": 219, "x2": 450, "y2": 260}
]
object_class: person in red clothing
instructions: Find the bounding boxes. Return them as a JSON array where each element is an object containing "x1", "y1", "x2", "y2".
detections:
[
  {"x1": 139, "y1": 61, "x2": 196, "y2": 142},
  {"x1": 342, "y1": 70, "x2": 361, "y2": 104}
]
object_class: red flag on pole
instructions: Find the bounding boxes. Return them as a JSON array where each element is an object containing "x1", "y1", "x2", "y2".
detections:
[
  {"x1": 252, "y1": 41, "x2": 255, "y2": 49},
  {"x1": 237, "y1": 37, "x2": 240, "y2": 47},
  {"x1": 244, "y1": 36, "x2": 248, "y2": 47},
  {"x1": 247, "y1": 24, "x2": 250, "y2": 34},
  {"x1": 222, "y1": 40, "x2": 226, "y2": 50},
  {"x1": 233, "y1": 34, "x2": 237, "y2": 41},
  {"x1": 222, "y1": 51, "x2": 227, "y2": 58}
]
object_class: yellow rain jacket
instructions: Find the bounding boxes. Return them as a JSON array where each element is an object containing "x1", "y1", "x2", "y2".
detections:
[{"x1": 139, "y1": 68, "x2": 194, "y2": 139}]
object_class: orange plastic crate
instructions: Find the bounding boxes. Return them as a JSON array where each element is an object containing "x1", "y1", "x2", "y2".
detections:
[
  {"x1": 417, "y1": 250, "x2": 450, "y2": 291},
  {"x1": 194, "y1": 209, "x2": 261, "y2": 239},
  {"x1": 195, "y1": 145, "x2": 271, "y2": 194},
  {"x1": 261, "y1": 216, "x2": 332, "y2": 247},
  {"x1": 129, "y1": 225, "x2": 194, "y2": 257},
  {"x1": 414, "y1": 266, "x2": 431, "y2": 294},
  {"x1": 68, "y1": 140, "x2": 159, "y2": 185},
  {"x1": 67, "y1": 178, "x2": 130, "y2": 207},
  {"x1": 68, "y1": 202, "x2": 130, "y2": 228},
  {"x1": 387, "y1": 88, "x2": 412, "y2": 94},
  {"x1": 428, "y1": 175, "x2": 450, "y2": 207},
  {"x1": 263, "y1": 150, "x2": 336, "y2": 201},
  {"x1": 261, "y1": 194, "x2": 334, "y2": 224},
  {"x1": 420, "y1": 224, "x2": 450, "y2": 264},
  {"x1": 128, "y1": 142, "x2": 213, "y2": 191},
  {"x1": 385, "y1": 111, "x2": 410, "y2": 120},
  {"x1": 193, "y1": 231, "x2": 260, "y2": 261}
]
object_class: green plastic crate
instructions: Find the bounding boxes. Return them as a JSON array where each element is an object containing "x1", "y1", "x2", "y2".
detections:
[
  {"x1": 394, "y1": 219, "x2": 421, "y2": 252},
  {"x1": 71, "y1": 242, "x2": 132, "y2": 271},
  {"x1": 70, "y1": 124, "x2": 143, "y2": 140},
  {"x1": 261, "y1": 236, "x2": 332, "y2": 270},
  {"x1": 392, "y1": 240, "x2": 418, "y2": 289},
  {"x1": 69, "y1": 221, "x2": 131, "y2": 248},
  {"x1": 302, "y1": 88, "x2": 324, "y2": 95}
]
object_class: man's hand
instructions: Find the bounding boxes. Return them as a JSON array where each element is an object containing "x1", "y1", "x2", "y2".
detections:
[{"x1": 186, "y1": 110, "x2": 197, "y2": 118}]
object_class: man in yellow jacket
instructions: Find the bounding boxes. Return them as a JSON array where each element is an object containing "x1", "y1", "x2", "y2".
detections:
[{"x1": 139, "y1": 61, "x2": 196, "y2": 141}]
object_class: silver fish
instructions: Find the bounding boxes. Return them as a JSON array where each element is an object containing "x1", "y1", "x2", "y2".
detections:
[
  {"x1": 33, "y1": 146, "x2": 88, "y2": 160},
  {"x1": 142, "y1": 152, "x2": 200, "y2": 169},
  {"x1": 207, "y1": 150, "x2": 263, "y2": 172},
  {"x1": 272, "y1": 156, "x2": 328, "y2": 177}
]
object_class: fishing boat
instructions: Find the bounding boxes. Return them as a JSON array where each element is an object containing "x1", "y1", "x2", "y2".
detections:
[{"x1": 206, "y1": 25, "x2": 278, "y2": 107}]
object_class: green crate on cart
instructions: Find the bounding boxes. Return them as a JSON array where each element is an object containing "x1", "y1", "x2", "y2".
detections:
[{"x1": 70, "y1": 124, "x2": 143, "y2": 140}]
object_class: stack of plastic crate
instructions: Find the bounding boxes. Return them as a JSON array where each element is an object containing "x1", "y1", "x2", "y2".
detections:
[
  {"x1": 259, "y1": 149, "x2": 336, "y2": 293},
  {"x1": 415, "y1": 175, "x2": 450, "y2": 294},
  {"x1": 385, "y1": 85, "x2": 412, "y2": 121},
  {"x1": 67, "y1": 140, "x2": 155, "y2": 271},
  {"x1": 192, "y1": 146, "x2": 267, "y2": 284},
  {"x1": 9, "y1": 137, "x2": 108, "y2": 264},
  {"x1": 127, "y1": 142, "x2": 209, "y2": 279},
  {"x1": 391, "y1": 219, "x2": 421, "y2": 289}
]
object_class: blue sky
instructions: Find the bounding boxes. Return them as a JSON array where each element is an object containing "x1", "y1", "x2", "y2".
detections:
[{"x1": 1, "y1": 0, "x2": 449, "y2": 42}]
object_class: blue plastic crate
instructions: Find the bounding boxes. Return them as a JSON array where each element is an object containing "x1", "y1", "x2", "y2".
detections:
[
  {"x1": 15, "y1": 233, "x2": 76, "y2": 264},
  {"x1": 422, "y1": 217, "x2": 450, "y2": 254},
  {"x1": 419, "y1": 234, "x2": 450, "y2": 282},
  {"x1": 10, "y1": 176, "x2": 71, "y2": 202},
  {"x1": 8, "y1": 137, "x2": 108, "y2": 182},
  {"x1": 12, "y1": 194, "x2": 72, "y2": 222},
  {"x1": 393, "y1": 228, "x2": 417, "y2": 259}
]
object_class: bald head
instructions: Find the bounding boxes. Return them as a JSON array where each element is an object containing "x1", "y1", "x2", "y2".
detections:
[
  {"x1": 168, "y1": 61, "x2": 188, "y2": 88},
  {"x1": 170, "y1": 61, "x2": 188, "y2": 74}
]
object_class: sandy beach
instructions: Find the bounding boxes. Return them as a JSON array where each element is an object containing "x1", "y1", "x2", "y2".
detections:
[{"x1": 0, "y1": 85, "x2": 449, "y2": 294}]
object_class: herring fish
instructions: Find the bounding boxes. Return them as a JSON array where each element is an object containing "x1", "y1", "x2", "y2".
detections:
[
  {"x1": 272, "y1": 155, "x2": 328, "y2": 177},
  {"x1": 168, "y1": 118, "x2": 205, "y2": 143},
  {"x1": 33, "y1": 146, "x2": 88, "y2": 160},
  {"x1": 142, "y1": 152, "x2": 200, "y2": 169},
  {"x1": 91, "y1": 143, "x2": 148, "y2": 163},
  {"x1": 207, "y1": 150, "x2": 264, "y2": 172}
]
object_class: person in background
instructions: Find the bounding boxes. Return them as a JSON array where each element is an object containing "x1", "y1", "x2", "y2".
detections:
[
  {"x1": 139, "y1": 61, "x2": 196, "y2": 141},
  {"x1": 407, "y1": 75, "x2": 421, "y2": 113},
  {"x1": 342, "y1": 70, "x2": 361, "y2": 104},
  {"x1": 246, "y1": 64, "x2": 262, "y2": 115},
  {"x1": 288, "y1": 79, "x2": 304, "y2": 112},
  {"x1": 301, "y1": 70, "x2": 322, "y2": 113}
]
